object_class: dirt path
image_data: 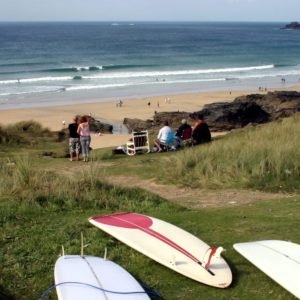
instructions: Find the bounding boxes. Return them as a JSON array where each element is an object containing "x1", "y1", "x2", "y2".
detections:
[
  {"x1": 104, "y1": 175, "x2": 288, "y2": 209},
  {"x1": 51, "y1": 162, "x2": 290, "y2": 209}
]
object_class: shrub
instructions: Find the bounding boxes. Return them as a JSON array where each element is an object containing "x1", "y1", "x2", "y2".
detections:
[{"x1": 0, "y1": 120, "x2": 52, "y2": 145}]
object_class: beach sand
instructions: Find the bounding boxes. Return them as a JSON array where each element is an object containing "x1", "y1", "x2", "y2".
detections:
[{"x1": 1, "y1": 87, "x2": 299, "y2": 149}]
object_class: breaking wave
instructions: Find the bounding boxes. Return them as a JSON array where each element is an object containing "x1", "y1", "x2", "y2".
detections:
[{"x1": 0, "y1": 64, "x2": 276, "y2": 85}]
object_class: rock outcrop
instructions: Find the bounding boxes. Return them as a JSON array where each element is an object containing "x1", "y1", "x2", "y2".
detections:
[
  {"x1": 195, "y1": 91, "x2": 300, "y2": 131},
  {"x1": 153, "y1": 112, "x2": 192, "y2": 128},
  {"x1": 233, "y1": 91, "x2": 300, "y2": 119},
  {"x1": 123, "y1": 112, "x2": 193, "y2": 133},
  {"x1": 89, "y1": 117, "x2": 113, "y2": 133},
  {"x1": 123, "y1": 91, "x2": 300, "y2": 133},
  {"x1": 282, "y1": 22, "x2": 300, "y2": 30},
  {"x1": 123, "y1": 118, "x2": 154, "y2": 133},
  {"x1": 193, "y1": 101, "x2": 271, "y2": 131}
]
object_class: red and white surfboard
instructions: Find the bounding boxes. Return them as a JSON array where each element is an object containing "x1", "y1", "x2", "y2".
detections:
[{"x1": 89, "y1": 212, "x2": 232, "y2": 288}]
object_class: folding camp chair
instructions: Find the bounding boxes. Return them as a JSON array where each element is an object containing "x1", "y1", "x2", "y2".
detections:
[{"x1": 126, "y1": 130, "x2": 150, "y2": 156}]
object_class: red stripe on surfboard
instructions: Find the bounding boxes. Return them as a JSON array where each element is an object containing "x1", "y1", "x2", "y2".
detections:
[
  {"x1": 93, "y1": 212, "x2": 153, "y2": 229},
  {"x1": 92, "y1": 213, "x2": 201, "y2": 265}
]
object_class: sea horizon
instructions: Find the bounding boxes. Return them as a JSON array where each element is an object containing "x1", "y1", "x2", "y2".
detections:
[{"x1": 0, "y1": 20, "x2": 293, "y2": 23}]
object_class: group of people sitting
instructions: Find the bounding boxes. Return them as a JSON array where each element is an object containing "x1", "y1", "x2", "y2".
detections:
[
  {"x1": 154, "y1": 114, "x2": 211, "y2": 152},
  {"x1": 69, "y1": 113, "x2": 211, "y2": 159},
  {"x1": 68, "y1": 115, "x2": 91, "y2": 162}
]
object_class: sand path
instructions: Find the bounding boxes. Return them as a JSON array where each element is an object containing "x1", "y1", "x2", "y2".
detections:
[
  {"x1": 104, "y1": 175, "x2": 287, "y2": 209},
  {"x1": 55, "y1": 162, "x2": 288, "y2": 209}
]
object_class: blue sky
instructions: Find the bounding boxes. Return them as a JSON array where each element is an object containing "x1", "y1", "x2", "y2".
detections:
[{"x1": 0, "y1": 0, "x2": 299, "y2": 22}]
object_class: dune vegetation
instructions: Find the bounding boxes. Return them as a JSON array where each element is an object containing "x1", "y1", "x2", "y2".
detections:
[
  {"x1": 0, "y1": 117, "x2": 299, "y2": 299},
  {"x1": 161, "y1": 114, "x2": 300, "y2": 192}
]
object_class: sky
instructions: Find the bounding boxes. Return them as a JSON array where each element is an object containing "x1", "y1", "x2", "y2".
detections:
[{"x1": 0, "y1": 0, "x2": 299, "y2": 22}]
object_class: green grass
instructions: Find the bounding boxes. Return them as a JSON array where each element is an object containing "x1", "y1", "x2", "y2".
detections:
[
  {"x1": 0, "y1": 120, "x2": 53, "y2": 146},
  {"x1": 159, "y1": 115, "x2": 300, "y2": 192},
  {"x1": 1, "y1": 118, "x2": 300, "y2": 299},
  {"x1": 1, "y1": 195, "x2": 299, "y2": 299}
]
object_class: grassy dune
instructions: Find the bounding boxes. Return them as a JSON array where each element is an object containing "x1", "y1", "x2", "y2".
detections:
[
  {"x1": 161, "y1": 114, "x2": 300, "y2": 191},
  {"x1": 0, "y1": 118, "x2": 299, "y2": 299}
]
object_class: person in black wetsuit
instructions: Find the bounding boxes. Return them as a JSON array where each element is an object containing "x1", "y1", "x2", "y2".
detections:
[
  {"x1": 68, "y1": 116, "x2": 80, "y2": 161},
  {"x1": 192, "y1": 114, "x2": 211, "y2": 145}
]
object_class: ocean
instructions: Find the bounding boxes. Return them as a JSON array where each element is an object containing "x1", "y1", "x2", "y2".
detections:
[{"x1": 1, "y1": 22, "x2": 300, "y2": 109}]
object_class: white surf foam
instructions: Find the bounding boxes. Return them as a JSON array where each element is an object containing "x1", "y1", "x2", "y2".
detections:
[
  {"x1": 65, "y1": 78, "x2": 227, "y2": 91},
  {"x1": 0, "y1": 64, "x2": 275, "y2": 85},
  {"x1": 83, "y1": 65, "x2": 275, "y2": 80},
  {"x1": 0, "y1": 76, "x2": 72, "y2": 84}
]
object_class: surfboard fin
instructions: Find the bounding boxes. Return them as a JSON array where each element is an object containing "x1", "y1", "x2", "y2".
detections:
[
  {"x1": 81, "y1": 232, "x2": 84, "y2": 256},
  {"x1": 202, "y1": 246, "x2": 224, "y2": 270},
  {"x1": 203, "y1": 247, "x2": 216, "y2": 269},
  {"x1": 202, "y1": 247, "x2": 225, "y2": 269},
  {"x1": 104, "y1": 247, "x2": 108, "y2": 260},
  {"x1": 80, "y1": 232, "x2": 90, "y2": 256},
  {"x1": 215, "y1": 246, "x2": 224, "y2": 258}
]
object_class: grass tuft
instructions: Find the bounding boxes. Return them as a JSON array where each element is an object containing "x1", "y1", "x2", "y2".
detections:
[
  {"x1": 160, "y1": 115, "x2": 300, "y2": 191},
  {"x1": 0, "y1": 120, "x2": 53, "y2": 145}
]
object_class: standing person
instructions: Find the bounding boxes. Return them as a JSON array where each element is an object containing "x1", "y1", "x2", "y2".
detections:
[
  {"x1": 192, "y1": 114, "x2": 211, "y2": 145},
  {"x1": 68, "y1": 116, "x2": 80, "y2": 161},
  {"x1": 77, "y1": 116, "x2": 91, "y2": 162}
]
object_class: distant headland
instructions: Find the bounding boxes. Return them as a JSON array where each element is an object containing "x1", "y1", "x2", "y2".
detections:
[{"x1": 282, "y1": 22, "x2": 300, "y2": 30}]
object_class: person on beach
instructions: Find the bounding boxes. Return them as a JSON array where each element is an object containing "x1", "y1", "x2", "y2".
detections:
[
  {"x1": 192, "y1": 114, "x2": 211, "y2": 145},
  {"x1": 154, "y1": 120, "x2": 174, "y2": 152},
  {"x1": 68, "y1": 116, "x2": 80, "y2": 161},
  {"x1": 117, "y1": 99, "x2": 123, "y2": 107},
  {"x1": 77, "y1": 116, "x2": 91, "y2": 162}
]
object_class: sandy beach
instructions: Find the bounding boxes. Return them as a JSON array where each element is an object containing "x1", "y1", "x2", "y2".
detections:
[{"x1": 1, "y1": 86, "x2": 300, "y2": 149}]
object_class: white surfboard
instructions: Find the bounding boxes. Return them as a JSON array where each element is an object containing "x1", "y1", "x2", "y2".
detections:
[
  {"x1": 55, "y1": 255, "x2": 150, "y2": 300},
  {"x1": 89, "y1": 212, "x2": 232, "y2": 288},
  {"x1": 234, "y1": 240, "x2": 300, "y2": 299}
]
